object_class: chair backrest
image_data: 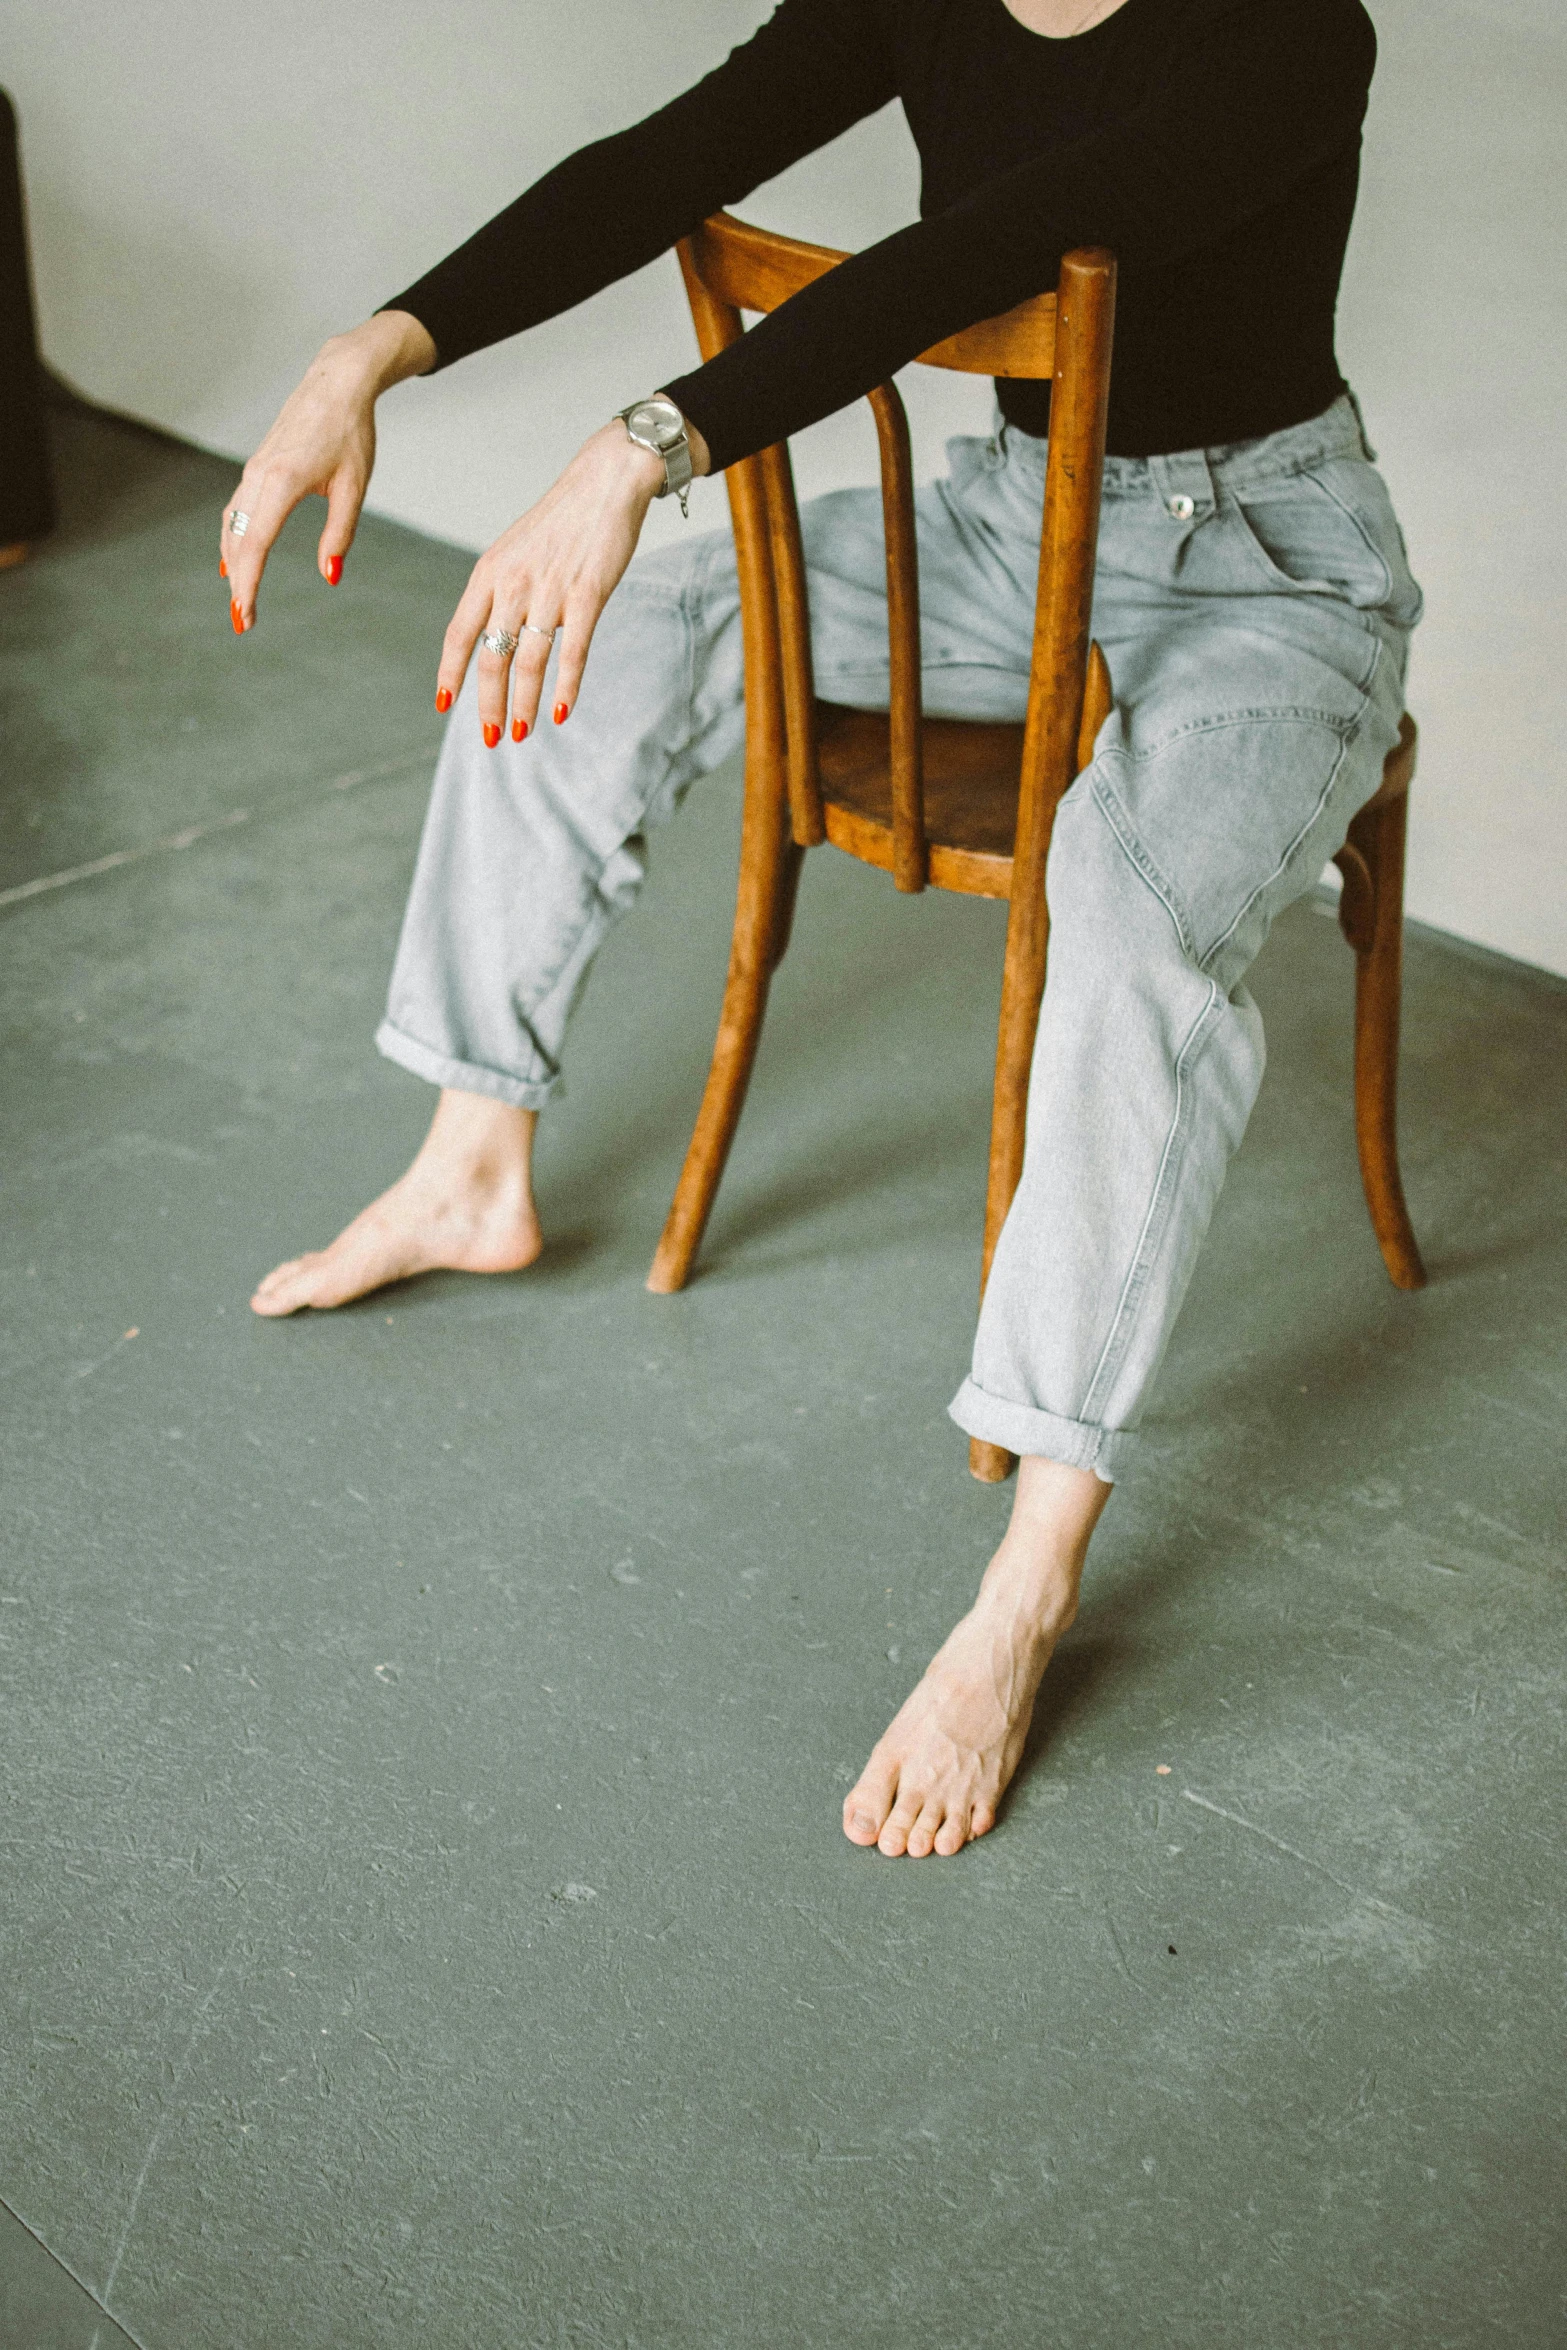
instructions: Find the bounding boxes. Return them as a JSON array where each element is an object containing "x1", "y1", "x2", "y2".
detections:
[{"x1": 676, "y1": 212, "x2": 1116, "y2": 896}]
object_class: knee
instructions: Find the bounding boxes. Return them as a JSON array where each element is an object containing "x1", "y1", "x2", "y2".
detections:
[
  {"x1": 1045, "y1": 780, "x2": 1200, "y2": 995},
  {"x1": 1039, "y1": 789, "x2": 1265, "y2": 1107}
]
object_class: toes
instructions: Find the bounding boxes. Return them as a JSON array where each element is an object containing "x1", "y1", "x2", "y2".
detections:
[
  {"x1": 842, "y1": 1760, "x2": 897, "y2": 1847},
  {"x1": 969, "y1": 1801, "x2": 997, "y2": 1840},
  {"x1": 250, "y1": 1258, "x2": 315, "y2": 1316},
  {"x1": 250, "y1": 1250, "x2": 353, "y2": 1316},
  {"x1": 252, "y1": 1257, "x2": 302, "y2": 1298},
  {"x1": 933, "y1": 1806, "x2": 970, "y2": 1857},
  {"x1": 877, "y1": 1793, "x2": 923, "y2": 1859},
  {"x1": 904, "y1": 1799, "x2": 945, "y2": 1859},
  {"x1": 251, "y1": 1242, "x2": 383, "y2": 1317}
]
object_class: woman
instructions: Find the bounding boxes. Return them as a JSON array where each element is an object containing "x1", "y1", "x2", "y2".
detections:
[{"x1": 230, "y1": 0, "x2": 1421, "y2": 1859}]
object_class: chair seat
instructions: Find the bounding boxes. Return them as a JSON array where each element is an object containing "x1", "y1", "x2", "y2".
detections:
[
  {"x1": 815, "y1": 702, "x2": 1023, "y2": 898},
  {"x1": 816, "y1": 704, "x2": 1419, "y2": 900}
]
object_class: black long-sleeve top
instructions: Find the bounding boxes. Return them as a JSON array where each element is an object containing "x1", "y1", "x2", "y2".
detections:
[{"x1": 385, "y1": 0, "x2": 1377, "y2": 471}]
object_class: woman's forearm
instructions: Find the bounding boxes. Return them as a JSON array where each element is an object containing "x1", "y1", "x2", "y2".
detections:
[{"x1": 380, "y1": 0, "x2": 894, "y2": 375}]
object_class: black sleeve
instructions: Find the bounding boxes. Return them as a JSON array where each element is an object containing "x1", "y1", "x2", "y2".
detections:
[
  {"x1": 665, "y1": 0, "x2": 1376, "y2": 471},
  {"x1": 382, "y1": 0, "x2": 896, "y2": 371}
]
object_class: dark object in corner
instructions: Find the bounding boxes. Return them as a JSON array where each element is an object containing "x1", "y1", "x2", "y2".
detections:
[{"x1": 0, "y1": 86, "x2": 55, "y2": 561}]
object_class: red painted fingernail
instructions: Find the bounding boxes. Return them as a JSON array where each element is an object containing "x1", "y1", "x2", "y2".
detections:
[
  {"x1": 435, "y1": 688, "x2": 453, "y2": 714},
  {"x1": 511, "y1": 717, "x2": 528, "y2": 742},
  {"x1": 219, "y1": 557, "x2": 227, "y2": 578},
  {"x1": 231, "y1": 601, "x2": 244, "y2": 634},
  {"x1": 553, "y1": 701, "x2": 569, "y2": 726},
  {"x1": 482, "y1": 722, "x2": 501, "y2": 749},
  {"x1": 324, "y1": 554, "x2": 343, "y2": 586}
]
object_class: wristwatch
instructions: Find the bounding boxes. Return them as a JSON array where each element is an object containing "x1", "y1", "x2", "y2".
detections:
[{"x1": 617, "y1": 393, "x2": 694, "y2": 516}]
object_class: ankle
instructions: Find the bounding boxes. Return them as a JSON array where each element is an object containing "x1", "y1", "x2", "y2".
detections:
[
  {"x1": 975, "y1": 1452, "x2": 1112, "y2": 1635},
  {"x1": 977, "y1": 1534, "x2": 1081, "y2": 1639},
  {"x1": 419, "y1": 1091, "x2": 537, "y2": 1191},
  {"x1": 1010, "y1": 1455, "x2": 1110, "y2": 1564}
]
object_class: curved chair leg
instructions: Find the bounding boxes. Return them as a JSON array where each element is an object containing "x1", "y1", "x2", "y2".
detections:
[
  {"x1": 1334, "y1": 786, "x2": 1427, "y2": 1292},
  {"x1": 647, "y1": 796, "x2": 803, "y2": 1296}
]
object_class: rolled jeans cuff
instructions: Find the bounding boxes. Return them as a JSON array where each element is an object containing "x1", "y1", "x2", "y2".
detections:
[
  {"x1": 374, "y1": 1019, "x2": 560, "y2": 1112},
  {"x1": 947, "y1": 1377, "x2": 1132, "y2": 1483}
]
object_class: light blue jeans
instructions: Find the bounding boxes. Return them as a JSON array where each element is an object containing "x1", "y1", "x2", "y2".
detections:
[{"x1": 379, "y1": 392, "x2": 1421, "y2": 1477}]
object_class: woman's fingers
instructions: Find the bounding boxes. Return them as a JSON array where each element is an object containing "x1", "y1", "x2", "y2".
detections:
[
  {"x1": 435, "y1": 570, "x2": 498, "y2": 718},
  {"x1": 435, "y1": 417, "x2": 664, "y2": 735},
  {"x1": 549, "y1": 594, "x2": 601, "y2": 725},
  {"x1": 317, "y1": 467, "x2": 365, "y2": 587},
  {"x1": 221, "y1": 471, "x2": 296, "y2": 632},
  {"x1": 505, "y1": 615, "x2": 561, "y2": 741},
  {"x1": 218, "y1": 345, "x2": 380, "y2": 630},
  {"x1": 458, "y1": 590, "x2": 604, "y2": 745},
  {"x1": 474, "y1": 615, "x2": 525, "y2": 748},
  {"x1": 224, "y1": 467, "x2": 365, "y2": 625},
  {"x1": 438, "y1": 575, "x2": 567, "y2": 746}
]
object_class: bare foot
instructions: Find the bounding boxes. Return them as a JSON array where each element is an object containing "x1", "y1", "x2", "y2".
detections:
[
  {"x1": 251, "y1": 1089, "x2": 541, "y2": 1316},
  {"x1": 842, "y1": 1455, "x2": 1112, "y2": 1858}
]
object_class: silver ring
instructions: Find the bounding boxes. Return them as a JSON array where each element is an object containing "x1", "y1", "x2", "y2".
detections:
[
  {"x1": 519, "y1": 619, "x2": 557, "y2": 640},
  {"x1": 228, "y1": 509, "x2": 250, "y2": 538},
  {"x1": 479, "y1": 627, "x2": 520, "y2": 659}
]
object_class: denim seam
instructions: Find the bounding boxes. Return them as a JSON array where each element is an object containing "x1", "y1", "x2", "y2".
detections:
[
  {"x1": 1124, "y1": 702, "x2": 1360, "y2": 759},
  {"x1": 1200, "y1": 709, "x2": 1368, "y2": 975},
  {"x1": 1079, "y1": 977, "x2": 1226, "y2": 1425},
  {"x1": 1090, "y1": 764, "x2": 1199, "y2": 963}
]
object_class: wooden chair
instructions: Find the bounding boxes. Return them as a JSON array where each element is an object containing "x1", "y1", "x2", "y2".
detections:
[{"x1": 647, "y1": 211, "x2": 1426, "y2": 1480}]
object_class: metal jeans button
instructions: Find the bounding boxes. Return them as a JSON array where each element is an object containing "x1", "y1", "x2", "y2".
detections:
[{"x1": 1167, "y1": 492, "x2": 1196, "y2": 521}]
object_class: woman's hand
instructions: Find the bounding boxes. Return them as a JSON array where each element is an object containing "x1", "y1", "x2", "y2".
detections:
[
  {"x1": 437, "y1": 416, "x2": 710, "y2": 742},
  {"x1": 220, "y1": 309, "x2": 435, "y2": 631}
]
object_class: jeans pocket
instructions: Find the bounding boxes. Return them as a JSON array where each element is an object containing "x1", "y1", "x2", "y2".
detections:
[{"x1": 1231, "y1": 459, "x2": 1423, "y2": 626}]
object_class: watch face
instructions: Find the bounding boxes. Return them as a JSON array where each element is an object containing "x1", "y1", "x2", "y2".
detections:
[{"x1": 629, "y1": 399, "x2": 681, "y2": 450}]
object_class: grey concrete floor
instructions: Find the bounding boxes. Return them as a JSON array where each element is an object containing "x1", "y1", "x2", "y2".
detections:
[{"x1": 2, "y1": 402, "x2": 1564, "y2": 2350}]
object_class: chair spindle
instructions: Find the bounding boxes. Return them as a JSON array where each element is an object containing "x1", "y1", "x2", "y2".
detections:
[
  {"x1": 761, "y1": 442, "x2": 826, "y2": 849},
  {"x1": 866, "y1": 380, "x2": 926, "y2": 894}
]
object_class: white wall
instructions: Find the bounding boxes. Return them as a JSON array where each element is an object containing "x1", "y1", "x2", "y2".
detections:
[
  {"x1": 8, "y1": 0, "x2": 1565, "y2": 973},
  {"x1": 1338, "y1": 0, "x2": 1567, "y2": 974}
]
